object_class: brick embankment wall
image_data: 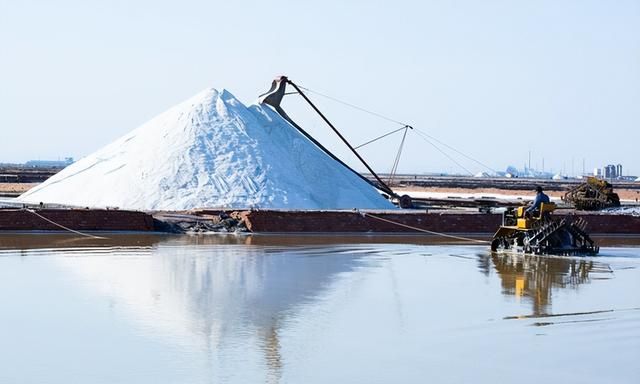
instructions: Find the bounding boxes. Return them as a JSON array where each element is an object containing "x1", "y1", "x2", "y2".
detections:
[
  {"x1": 236, "y1": 210, "x2": 640, "y2": 234},
  {"x1": 569, "y1": 213, "x2": 640, "y2": 234},
  {"x1": 0, "y1": 209, "x2": 155, "y2": 231},
  {"x1": 238, "y1": 210, "x2": 503, "y2": 233}
]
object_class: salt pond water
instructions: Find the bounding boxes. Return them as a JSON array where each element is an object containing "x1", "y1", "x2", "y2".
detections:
[{"x1": 0, "y1": 234, "x2": 638, "y2": 383}]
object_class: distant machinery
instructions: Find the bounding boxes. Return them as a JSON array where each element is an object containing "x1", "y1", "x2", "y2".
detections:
[{"x1": 564, "y1": 176, "x2": 621, "y2": 211}]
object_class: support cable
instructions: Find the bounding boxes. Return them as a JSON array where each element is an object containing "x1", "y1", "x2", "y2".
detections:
[
  {"x1": 288, "y1": 80, "x2": 396, "y2": 197},
  {"x1": 25, "y1": 209, "x2": 107, "y2": 239},
  {"x1": 354, "y1": 126, "x2": 410, "y2": 149},
  {"x1": 297, "y1": 85, "x2": 408, "y2": 127},
  {"x1": 414, "y1": 128, "x2": 498, "y2": 174},
  {"x1": 357, "y1": 210, "x2": 489, "y2": 244},
  {"x1": 413, "y1": 130, "x2": 474, "y2": 176},
  {"x1": 388, "y1": 126, "x2": 409, "y2": 185},
  {"x1": 296, "y1": 84, "x2": 497, "y2": 175}
]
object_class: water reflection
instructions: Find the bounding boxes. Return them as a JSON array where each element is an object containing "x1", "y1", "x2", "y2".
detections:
[
  {"x1": 1, "y1": 235, "x2": 639, "y2": 383},
  {"x1": 49, "y1": 239, "x2": 377, "y2": 383},
  {"x1": 0, "y1": 232, "x2": 492, "y2": 251},
  {"x1": 479, "y1": 252, "x2": 613, "y2": 316}
]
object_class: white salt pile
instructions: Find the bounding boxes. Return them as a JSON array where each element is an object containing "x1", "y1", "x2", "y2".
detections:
[{"x1": 19, "y1": 88, "x2": 394, "y2": 211}]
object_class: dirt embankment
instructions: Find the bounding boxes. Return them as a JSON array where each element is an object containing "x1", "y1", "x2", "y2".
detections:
[
  {"x1": 394, "y1": 186, "x2": 640, "y2": 202},
  {"x1": 0, "y1": 183, "x2": 37, "y2": 194}
]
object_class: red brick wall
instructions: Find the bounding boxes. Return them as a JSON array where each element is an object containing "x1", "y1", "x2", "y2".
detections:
[
  {"x1": 241, "y1": 210, "x2": 502, "y2": 233},
  {"x1": 569, "y1": 213, "x2": 640, "y2": 234},
  {"x1": 0, "y1": 209, "x2": 154, "y2": 231},
  {"x1": 5, "y1": 208, "x2": 633, "y2": 234},
  {"x1": 241, "y1": 210, "x2": 640, "y2": 234}
]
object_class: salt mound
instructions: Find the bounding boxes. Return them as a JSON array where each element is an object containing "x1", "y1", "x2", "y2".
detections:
[{"x1": 19, "y1": 88, "x2": 395, "y2": 210}]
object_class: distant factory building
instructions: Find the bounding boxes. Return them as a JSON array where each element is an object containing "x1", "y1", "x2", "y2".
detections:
[
  {"x1": 24, "y1": 157, "x2": 74, "y2": 168},
  {"x1": 595, "y1": 163, "x2": 628, "y2": 180}
]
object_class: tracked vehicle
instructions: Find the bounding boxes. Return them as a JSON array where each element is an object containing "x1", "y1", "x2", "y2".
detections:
[
  {"x1": 491, "y1": 203, "x2": 598, "y2": 256},
  {"x1": 564, "y1": 176, "x2": 620, "y2": 211}
]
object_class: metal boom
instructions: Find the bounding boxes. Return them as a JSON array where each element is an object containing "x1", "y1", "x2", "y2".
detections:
[{"x1": 259, "y1": 76, "x2": 397, "y2": 198}]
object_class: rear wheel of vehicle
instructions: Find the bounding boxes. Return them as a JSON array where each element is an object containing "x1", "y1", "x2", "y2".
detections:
[{"x1": 491, "y1": 237, "x2": 507, "y2": 252}]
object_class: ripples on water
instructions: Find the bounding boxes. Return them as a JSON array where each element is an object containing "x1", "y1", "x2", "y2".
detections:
[{"x1": 0, "y1": 234, "x2": 638, "y2": 384}]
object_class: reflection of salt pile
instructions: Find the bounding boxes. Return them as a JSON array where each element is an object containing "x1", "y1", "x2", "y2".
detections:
[
  {"x1": 19, "y1": 88, "x2": 394, "y2": 210},
  {"x1": 53, "y1": 241, "x2": 366, "y2": 356}
]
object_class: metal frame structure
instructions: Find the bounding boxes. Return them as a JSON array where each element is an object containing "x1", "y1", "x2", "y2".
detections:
[{"x1": 258, "y1": 76, "x2": 398, "y2": 199}]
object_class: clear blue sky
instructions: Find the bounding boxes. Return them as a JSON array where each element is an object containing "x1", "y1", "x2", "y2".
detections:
[{"x1": 1, "y1": 0, "x2": 639, "y2": 176}]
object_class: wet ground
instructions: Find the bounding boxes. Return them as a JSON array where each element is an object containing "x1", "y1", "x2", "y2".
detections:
[{"x1": 0, "y1": 233, "x2": 638, "y2": 383}]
